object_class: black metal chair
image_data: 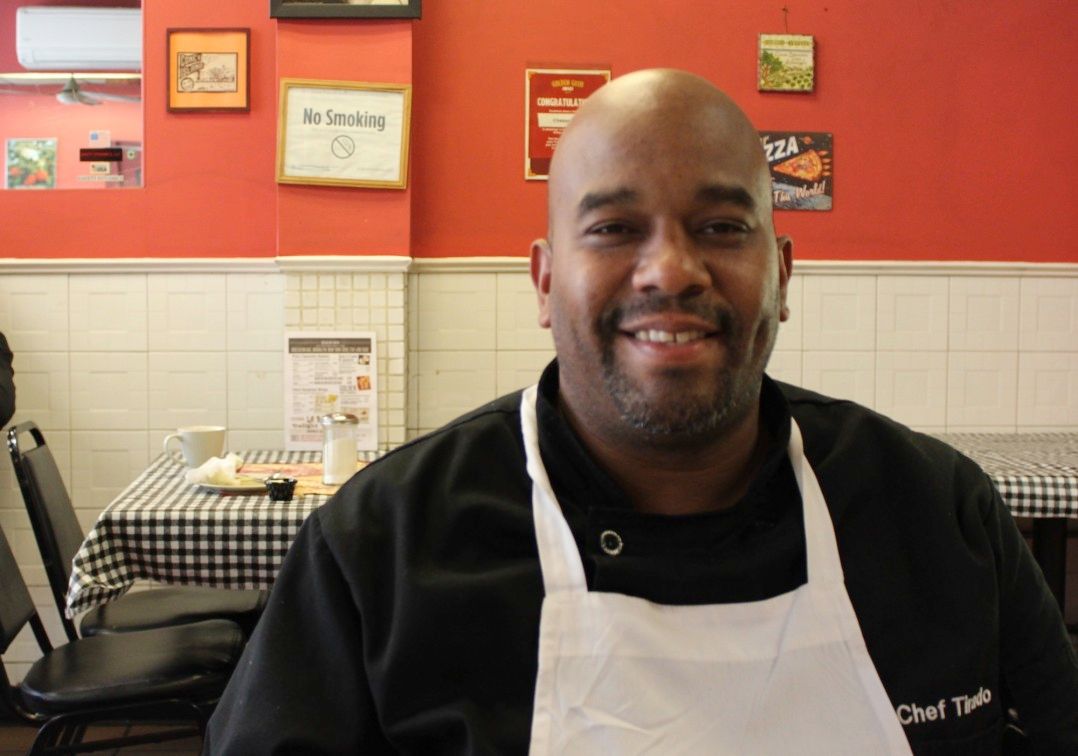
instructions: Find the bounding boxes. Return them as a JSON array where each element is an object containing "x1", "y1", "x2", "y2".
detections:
[
  {"x1": 6, "y1": 421, "x2": 267, "y2": 641},
  {"x1": 0, "y1": 522, "x2": 244, "y2": 755}
]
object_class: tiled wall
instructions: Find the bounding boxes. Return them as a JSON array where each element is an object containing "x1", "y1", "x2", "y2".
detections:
[
  {"x1": 1, "y1": 258, "x2": 1076, "y2": 679},
  {"x1": 409, "y1": 263, "x2": 1078, "y2": 436},
  {"x1": 0, "y1": 262, "x2": 409, "y2": 679}
]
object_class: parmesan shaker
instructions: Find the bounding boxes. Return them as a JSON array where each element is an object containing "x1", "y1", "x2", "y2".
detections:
[{"x1": 320, "y1": 413, "x2": 359, "y2": 485}]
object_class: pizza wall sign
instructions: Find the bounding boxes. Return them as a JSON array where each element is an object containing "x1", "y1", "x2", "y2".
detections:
[{"x1": 759, "y1": 131, "x2": 832, "y2": 211}]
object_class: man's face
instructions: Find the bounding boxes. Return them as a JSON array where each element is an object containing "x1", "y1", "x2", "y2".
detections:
[{"x1": 532, "y1": 94, "x2": 791, "y2": 445}]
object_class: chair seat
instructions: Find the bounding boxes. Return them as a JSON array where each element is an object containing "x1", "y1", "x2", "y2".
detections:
[
  {"x1": 79, "y1": 587, "x2": 267, "y2": 638},
  {"x1": 19, "y1": 619, "x2": 244, "y2": 716}
]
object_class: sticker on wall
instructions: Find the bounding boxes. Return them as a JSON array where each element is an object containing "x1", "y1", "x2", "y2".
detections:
[
  {"x1": 5, "y1": 138, "x2": 57, "y2": 189},
  {"x1": 525, "y1": 66, "x2": 611, "y2": 180},
  {"x1": 758, "y1": 34, "x2": 815, "y2": 92},
  {"x1": 760, "y1": 131, "x2": 832, "y2": 211}
]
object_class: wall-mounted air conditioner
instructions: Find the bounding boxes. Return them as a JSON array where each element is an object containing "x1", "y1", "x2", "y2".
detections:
[{"x1": 16, "y1": 6, "x2": 142, "y2": 71}]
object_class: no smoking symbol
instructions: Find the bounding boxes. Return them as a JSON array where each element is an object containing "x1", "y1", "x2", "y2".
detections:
[{"x1": 331, "y1": 135, "x2": 355, "y2": 159}]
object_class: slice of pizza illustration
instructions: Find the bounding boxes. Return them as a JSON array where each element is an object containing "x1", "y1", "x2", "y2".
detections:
[{"x1": 773, "y1": 149, "x2": 832, "y2": 183}]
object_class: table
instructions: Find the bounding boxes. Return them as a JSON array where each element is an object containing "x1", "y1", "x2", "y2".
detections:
[
  {"x1": 67, "y1": 436, "x2": 1077, "y2": 619},
  {"x1": 933, "y1": 432, "x2": 1078, "y2": 611},
  {"x1": 64, "y1": 450, "x2": 343, "y2": 618}
]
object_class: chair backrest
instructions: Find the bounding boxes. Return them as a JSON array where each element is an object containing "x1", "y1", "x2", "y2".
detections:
[
  {"x1": 7, "y1": 422, "x2": 85, "y2": 640},
  {"x1": 0, "y1": 521, "x2": 57, "y2": 725},
  {"x1": 0, "y1": 522, "x2": 38, "y2": 656}
]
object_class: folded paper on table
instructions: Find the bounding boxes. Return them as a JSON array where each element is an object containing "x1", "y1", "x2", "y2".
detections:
[{"x1": 244, "y1": 461, "x2": 366, "y2": 497}]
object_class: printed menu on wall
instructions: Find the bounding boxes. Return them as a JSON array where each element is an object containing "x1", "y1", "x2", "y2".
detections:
[{"x1": 284, "y1": 332, "x2": 378, "y2": 451}]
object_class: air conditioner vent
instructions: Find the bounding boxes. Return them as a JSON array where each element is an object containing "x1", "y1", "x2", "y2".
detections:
[{"x1": 16, "y1": 6, "x2": 142, "y2": 71}]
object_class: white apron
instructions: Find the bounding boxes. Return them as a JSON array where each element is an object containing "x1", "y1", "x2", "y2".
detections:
[{"x1": 521, "y1": 385, "x2": 912, "y2": 755}]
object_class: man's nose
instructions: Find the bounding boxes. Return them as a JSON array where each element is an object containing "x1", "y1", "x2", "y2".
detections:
[{"x1": 631, "y1": 227, "x2": 711, "y2": 296}]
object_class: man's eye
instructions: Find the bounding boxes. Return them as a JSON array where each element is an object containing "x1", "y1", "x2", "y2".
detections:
[
  {"x1": 700, "y1": 221, "x2": 749, "y2": 236},
  {"x1": 587, "y1": 222, "x2": 634, "y2": 235}
]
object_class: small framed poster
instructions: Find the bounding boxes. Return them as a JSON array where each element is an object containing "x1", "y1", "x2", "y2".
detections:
[
  {"x1": 525, "y1": 66, "x2": 610, "y2": 180},
  {"x1": 167, "y1": 28, "x2": 250, "y2": 112},
  {"x1": 758, "y1": 34, "x2": 815, "y2": 93},
  {"x1": 277, "y1": 78, "x2": 411, "y2": 189},
  {"x1": 760, "y1": 131, "x2": 832, "y2": 211}
]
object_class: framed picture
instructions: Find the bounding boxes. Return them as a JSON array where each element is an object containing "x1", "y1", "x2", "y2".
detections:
[
  {"x1": 758, "y1": 34, "x2": 815, "y2": 93},
  {"x1": 270, "y1": 1, "x2": 421, "y2": 19},
  {"x1": 167, "y1": 28, "x2": 250, "y2": 112},
  {"x1": 6, "y1": 138, "x2": 57, "y2": 189},
  {"x1": 277, "y1": 78, "x2": 411, "y2": 189}
]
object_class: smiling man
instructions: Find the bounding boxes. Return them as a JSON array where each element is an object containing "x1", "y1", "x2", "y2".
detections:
[
  {"x1": 207, "y1": 70, "x2": 1077, "y2": 755},
  {"x1": 532, "y1": 70, "x2": 792, "y2": 517}
]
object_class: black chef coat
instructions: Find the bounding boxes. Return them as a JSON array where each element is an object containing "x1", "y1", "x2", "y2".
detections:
[{"x1": 206, "y1": 362, "x2": 1078, "y2": 755}]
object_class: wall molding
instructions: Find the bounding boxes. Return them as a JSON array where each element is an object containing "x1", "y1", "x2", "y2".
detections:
[
  {"x1": 275, "y1": 255, "x2": 412, "y2": 273},
  {"x1": 0, "y1": 256, "x2": 1074, "y2": 277},
  {"x1": 410, "y1": 257, "x2": 1078, "y2": 277},
  {"x1": 0, "y1": 257, "x2": 281, "y2": 274},
  {"x1": 0, "y1": 255, "x2": 412, "y2": 275}
]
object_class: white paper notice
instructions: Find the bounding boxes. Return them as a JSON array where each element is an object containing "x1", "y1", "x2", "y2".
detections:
[
  {"x1": 283, "y1": 86, "x2": 405, "y2": 183},
  {"x1": 284, "y1": 331, "x2": 378, "y2": 451}
]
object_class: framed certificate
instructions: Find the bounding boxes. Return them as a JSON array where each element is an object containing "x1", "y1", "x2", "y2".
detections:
[
  {"x1": 276, "y1": 78, "x2": 411, "y2": 189},
  {"x1": 525, "y1": 67, "x2": 610, "y2": 180},
  {"x1": 166, "y1": 28, "x2": 250, "y2": 112}
]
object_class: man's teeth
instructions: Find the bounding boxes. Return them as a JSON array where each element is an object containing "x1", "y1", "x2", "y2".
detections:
[{"x1": 632, "y1": 329, "x2": 706, "y2": 344}]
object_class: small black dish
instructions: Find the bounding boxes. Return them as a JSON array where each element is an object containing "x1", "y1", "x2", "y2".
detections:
[{"x1": 265, "y1": 477, "x2": 297, "y2": 501}]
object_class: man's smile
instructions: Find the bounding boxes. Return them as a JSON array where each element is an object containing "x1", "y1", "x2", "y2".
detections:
[{"x1": 630, "y1": 329, "x2": 709, "y2": 344}]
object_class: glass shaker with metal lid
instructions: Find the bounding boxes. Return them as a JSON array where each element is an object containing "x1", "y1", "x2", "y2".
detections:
[{"x1": 320, "y1": 412, "x2": 358, "y2": 485}]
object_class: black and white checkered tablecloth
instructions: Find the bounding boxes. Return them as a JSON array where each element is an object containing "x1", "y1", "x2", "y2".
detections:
[
  {"x1": 933, "y1": 433, "x2": 1078, "y2": 519},
  {"x1": 64, "y1": 450, "x2": 346, "y2": 618},
  {"x1": 66, "y1": 436, "x2": 1077, "y2": 618}
]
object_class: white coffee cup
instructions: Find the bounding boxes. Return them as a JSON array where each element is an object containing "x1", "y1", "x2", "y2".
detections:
[{"x1": 163, "y1": 426, "x2": 226, "y2": 468}]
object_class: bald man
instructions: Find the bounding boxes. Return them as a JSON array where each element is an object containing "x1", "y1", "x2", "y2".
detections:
[{"x1": 207, "y1": 70, "x2": 1077, "y2": 754}]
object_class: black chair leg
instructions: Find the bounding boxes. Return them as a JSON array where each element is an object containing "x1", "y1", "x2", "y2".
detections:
[
  {"x1": 28, "y1": 702, "x2": 208, "y2": 755},
  {"x1": 28, "y1": 719, "x2": 64, "y2": 756}
]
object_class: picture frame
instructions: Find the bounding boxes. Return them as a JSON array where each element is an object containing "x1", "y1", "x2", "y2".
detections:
[
  {"x1": 758, "y1": 34, "x2": 815, "y2": 93},
  {"x1": 270, "y1": 1, "x2": 421, "y2": 19},
  {"x1": 6, "y1": 138, "x2": 57, "y2": 189},
  {"x1": 166, "y1": 28, "x2": 250, "y2": 112},
  {"x1": 277, "y1": 78, "x2": 411, "y2": 189}
]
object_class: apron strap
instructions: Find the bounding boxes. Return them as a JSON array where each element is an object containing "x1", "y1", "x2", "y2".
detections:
[
  {"x1": 789, "y1": 419, "x2": 846, "y2": 586},
  {"x1": 521, "y1": 385, "x2": 588, "y2": 594}
]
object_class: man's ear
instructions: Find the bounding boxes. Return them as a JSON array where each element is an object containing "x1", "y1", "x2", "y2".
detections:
[
  {"x1": 775, "y1": 235, "x2": 793, "y2": 322},
  {"x1": 530, "y1": 238, "x2": 553, "y2": 329}
]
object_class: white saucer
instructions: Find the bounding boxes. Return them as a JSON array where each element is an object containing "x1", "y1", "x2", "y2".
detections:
[{"x1": 196, "y1": 478, "x2": 267, "y2": 494}]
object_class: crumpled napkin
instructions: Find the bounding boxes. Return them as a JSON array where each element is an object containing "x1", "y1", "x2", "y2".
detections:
[{"x1": 184, "y1": 453, "x2": 245, "y2": 486}]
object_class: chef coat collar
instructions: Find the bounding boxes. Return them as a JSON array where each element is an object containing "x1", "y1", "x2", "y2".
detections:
[{"x1": 535, "y1": 360, "x2": 793, "y2": 517}]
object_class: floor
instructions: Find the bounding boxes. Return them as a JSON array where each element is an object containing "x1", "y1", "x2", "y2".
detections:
[{"x1": 0, "y1": 722, "x2": 200, "y2": 755}]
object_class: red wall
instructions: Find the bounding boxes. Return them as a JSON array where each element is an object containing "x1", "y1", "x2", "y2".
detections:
[
  {"x1": 410, "y1": 1, "x2": 1078, "y2": 262},
  {"x1": 276, "y1": 20, "x2": 411, "y2": 256},
  {"x1": 1, "y1": 0, "x2": 1075, "y2": 262}
]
